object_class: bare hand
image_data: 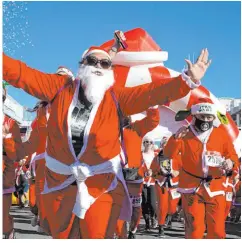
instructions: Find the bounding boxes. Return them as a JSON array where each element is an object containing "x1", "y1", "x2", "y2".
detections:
[
  {"x1": 147, "y1": 169, "x2": 152, "y2": 177},
  {"x1": 175, "y1": 126, "x2": 189, "y2": 139},
  {"x1": 222, "y1": 159, "x2": 234, "y2": 172},
  {"x1": 172, "y1": 170, "x2": 179, "y2": 177},
  {"x1": 114, "y1": 30, "x2": 126, "y2": 47},
  {"x1": 185, "y1": 48, "x2": 212, "y2": 83}
]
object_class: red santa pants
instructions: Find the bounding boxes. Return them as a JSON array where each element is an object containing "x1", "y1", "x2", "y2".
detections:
[
  {"x1": 116, "y1": 206, "x2": 142, "y2": 238},
  {"x1": 182, "y1": 186, "x2": 226, "y2": 239},
  {"x1": 35, "y1": 159, "x2": 46, "y2": 228},
  {"x1": 3, "y1": 193, "x2": 13, "y2": 234},
  {"x1": 156, "y1": 185, "x2": 180, "y2": 225},
  {"x1": 43, "y1": 179, "x2": 125, "y2": 238}
]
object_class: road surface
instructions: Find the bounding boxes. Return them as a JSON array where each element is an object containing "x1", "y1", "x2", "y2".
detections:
[{"x1": 10, "y1": 206, "x2": 241, "y2": 239}]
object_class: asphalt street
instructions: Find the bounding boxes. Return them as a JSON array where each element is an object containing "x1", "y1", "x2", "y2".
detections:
[{"x1": 9, "y1": 205, "x2": 241, "y2": 239}]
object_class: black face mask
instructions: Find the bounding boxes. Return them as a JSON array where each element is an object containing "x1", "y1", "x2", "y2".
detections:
[{"x1": 194, "y1": 117, "x2": 213, "y2": 132}]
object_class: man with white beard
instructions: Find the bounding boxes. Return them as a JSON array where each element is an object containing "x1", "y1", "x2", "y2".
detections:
[{"x1": 3, "y1": 32, "x2": 211, "y2": 238}]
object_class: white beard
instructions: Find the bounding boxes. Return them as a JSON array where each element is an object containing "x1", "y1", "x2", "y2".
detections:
[{"x1": 77, "y1": 65, "x2": 115, "y2": 104}]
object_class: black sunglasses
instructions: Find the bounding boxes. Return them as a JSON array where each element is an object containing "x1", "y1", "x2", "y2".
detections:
[
  {"x1": 82, "y1": 55, "x2": 112, "y2": 69},
  {"x1": 143, "y1": 141, "x2": 153, "y2": 145}
]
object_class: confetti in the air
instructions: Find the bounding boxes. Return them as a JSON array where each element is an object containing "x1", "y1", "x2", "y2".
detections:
[{"x1": 3, "y1": 1, "x2": 34, "y2": 56}]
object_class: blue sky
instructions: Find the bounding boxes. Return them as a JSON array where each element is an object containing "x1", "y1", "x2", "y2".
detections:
[{"x1": 3, "y1": 1, "x2": 241, "y2": 109}]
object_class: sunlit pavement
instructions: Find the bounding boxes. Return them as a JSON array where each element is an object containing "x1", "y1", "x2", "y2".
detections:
[{"x1": 10, "y1": 206, "x2": 241, "y2": 239}]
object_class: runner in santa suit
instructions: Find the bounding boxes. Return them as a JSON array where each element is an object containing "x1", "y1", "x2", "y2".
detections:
[
  {"x1": 115, "y1": 106, "x2": 160, "y2": 239},
  {"x1": 20, "y1": 67, "x2": 74, "y2": 233},
  {"x1": 223, "y1": 169, "x2": 239, "y2": 221},
  {"x1": 2, "y1": 86, "x2": 25, "y2": 239},
  {"x1": 164, "y1": 98, "x2": 240, "y2": 239},
  {"x1": 150, "y1": 136, "x2": 181, "y2": 237},
  {"x1": 3, "y1": 33, "x2": 211, "y2": 238},
  {"x1": 141, "y1": 135, "x2": 158, "y2": 231}
]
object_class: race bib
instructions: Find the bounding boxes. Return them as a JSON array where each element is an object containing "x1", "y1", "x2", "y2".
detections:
[
  {"x1": 205, "y1": 154, "x2": 224, "y2": 167},
  {"x1": 170, "y1": 189, "x2": 181, "y2": 199},
  {"x1": 130, "y1": 195, "x2": 142, "y2": 207},
  {"x1": 226, "y1": 192, "x2": 233, "y2": 202}
]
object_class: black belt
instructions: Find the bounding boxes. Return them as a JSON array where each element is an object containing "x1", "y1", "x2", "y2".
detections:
[
  {"x1": 182, "y1": 168, "x2": 221, "y2": 182},
  {"x1": 71, "y1": 181, "x2": 77, "y2": 186}
]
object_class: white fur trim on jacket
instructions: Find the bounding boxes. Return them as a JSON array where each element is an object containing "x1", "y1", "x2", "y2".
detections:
[
  {"x1": 181, "y1": 69, "x2": 201, "y2": 89},
  {"x1": 82, "y1": 49, "x2": 111, "y2": 59},
  {"x1": 4, "y1": 133, "x2": 12, "y2": 139},
  {"x1": 148, "y1": 105, "x2": 159, "y2": 109}
]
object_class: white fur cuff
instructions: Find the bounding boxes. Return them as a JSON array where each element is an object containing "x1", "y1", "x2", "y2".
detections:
[
  {"x1": 5, "y1": 133, "x2": 13, "y2": 139},
  {"x1": 181, "y1": 69, "x2": 201, "y2": 89},
  {"x1": 148, "y1": 105, "x2": 159, "y2": 110}
]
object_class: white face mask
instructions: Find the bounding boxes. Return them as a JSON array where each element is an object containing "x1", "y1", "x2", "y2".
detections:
[{"x1": 77, "y1": 64, "x2": 115, "y2": 104}]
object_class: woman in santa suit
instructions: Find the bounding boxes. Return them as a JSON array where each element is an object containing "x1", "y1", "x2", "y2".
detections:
[
  {"x1": 2, "y1": 85, "x2": 26, "y2": 239},
  {"x1": 141, "y1": 135, "x2": 158, "y2": 231}
]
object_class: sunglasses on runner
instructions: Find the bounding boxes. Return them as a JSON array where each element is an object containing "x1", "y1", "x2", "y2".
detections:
[
  {"x1": 143, "y1": 141, "x2": 153, "y2": 145},
  {"x1": 82, "y1": 55, "x2": 112, "y2": 69}
]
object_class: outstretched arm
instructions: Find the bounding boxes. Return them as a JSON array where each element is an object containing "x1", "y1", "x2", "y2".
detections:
[
  {"x1": 115, "y1": 73, "x2": 196, "y2": 116},
  {"x1": 131, "y1": 106, "x2": 160, "y2": 138},
  {"x1": 114, "y1": 49, "x2": 211, "y2": 116},
  {"x1": 3, "y1": 53, "x2": 67, "y2": 102}
]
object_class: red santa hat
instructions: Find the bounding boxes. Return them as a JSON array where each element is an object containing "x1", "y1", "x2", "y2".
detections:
[
  {"x1": 82, "y1": 46, "x2": 111, "y2": 60},
  {"x1": 191, "y1": 98, "x2": 217, "y2": 117},
  {"x1": 175, "y1": 98, "x2": 217, "y2": 121}
]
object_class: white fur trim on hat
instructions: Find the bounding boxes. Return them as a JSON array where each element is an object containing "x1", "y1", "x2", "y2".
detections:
[
  {"x1": 191, "y1": 103, "x2": 217, "y2": 116},
  {"x1": 82, "y1": 49, "x2": 110, "y2": 59}
]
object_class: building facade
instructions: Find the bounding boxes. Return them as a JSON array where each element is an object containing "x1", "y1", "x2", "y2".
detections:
[{"x1": 219, "y1": 97, "x2": 241, "y2": 129}]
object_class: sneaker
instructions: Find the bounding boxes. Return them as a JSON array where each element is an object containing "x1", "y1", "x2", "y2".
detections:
[
  {"x1": 151, "y1": 217, "x2": 158, "y2": 229},
  {"x1": 145, "y1": 223, "x2": 151, "y2": 232},
  {"x1": 31, "y1": 216, "x2": 39, "y2": 227},
  {"x1": 24, "y1": 200, "x2": 29, "y2": 208},
  {"x1": 3, "y1": 229, "x2": 15, "y2": 239},
  {"x1": 37, "y1": 226, "x2": 45, "y2": 234},
  {"x1": 157, "y1": 225, "x2": 165, "y2": 238},
  {"x1": 166, "y1": 220, "x2": 172, "y2": 229},
  {"x1": 128, "y1": 231, "x2": 136, "y2": 239}
]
